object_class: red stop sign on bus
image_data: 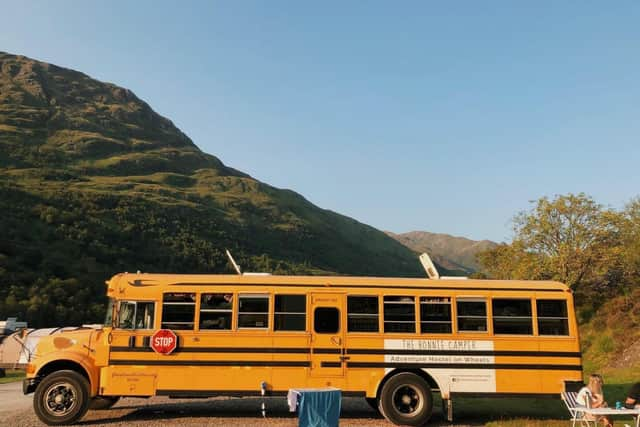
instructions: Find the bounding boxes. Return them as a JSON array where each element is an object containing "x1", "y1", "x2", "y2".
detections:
[{"x1": 150, "y1": 329, "x2": 177, "y2": 355}]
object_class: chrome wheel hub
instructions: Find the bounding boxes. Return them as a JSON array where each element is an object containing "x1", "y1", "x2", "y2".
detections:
[
  {"x1": 392, "y1": 385, "x2": 424, "y2": 417},
  {"x1": 44, "y1": 382, "x2": 77, "y2": 417}
]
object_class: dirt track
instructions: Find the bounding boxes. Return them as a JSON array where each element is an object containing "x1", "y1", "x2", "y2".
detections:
[{"x1": 0, "y1": 382, "x2": 482, "y2": 427}]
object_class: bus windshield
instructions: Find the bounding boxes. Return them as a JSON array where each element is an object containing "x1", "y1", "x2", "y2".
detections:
[{"x1": 104, "y1": 298, "x2": 115, "y2": 327}]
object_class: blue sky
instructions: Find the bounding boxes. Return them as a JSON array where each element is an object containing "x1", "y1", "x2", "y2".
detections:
[{"x1": 2, "y1": 1, "x2": 639, "y2": 241}]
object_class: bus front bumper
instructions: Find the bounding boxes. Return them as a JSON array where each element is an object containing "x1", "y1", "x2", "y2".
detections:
[{"x1": 23, "y1": 378, "x2": 37, "y2": 395}]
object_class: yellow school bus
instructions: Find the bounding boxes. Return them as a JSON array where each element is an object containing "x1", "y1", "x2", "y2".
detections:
[{"x1": 23, "y1": 268, "x2": 582, "y2": 426}]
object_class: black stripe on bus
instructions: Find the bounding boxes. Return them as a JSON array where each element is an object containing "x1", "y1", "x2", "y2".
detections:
[
  {"x1": 107, "y1": 359, "x2": 580, "y2": 371},
  {"x1": 313, "y1": 348, "x2": 342, "y2": 354},
  {"x1": 156, "y1": 389, "x2": 366, "y2": 398},
  {"x1": 157, "y1": 389, "x2": 541, "y2": 399},
  {"x1": 110, "y1": 346, "x2": 312, "y2": 354},
  {"x1": 110, "y1": 346, "x2": 580, "y2": 359},
  {"x1": 320, "y1": 362, "x2": 342, "y2": 368},
  {"x1": 346, "y1": 362, "x2": 582, "y2": 371},
  {"x1": 111, "y1": 346, "x2": 154, "y2": 353},
  {"x1": 451, "y1": 392, "x2": 561, "y2": 399},
  {"x1": 346, "y1": 349, "x2": 582, "y2": 358},
  {"x1": 157, "y1": 390, "x2": 287, "y2": 397},
  {"x1": 109, "y1": 360, "x2": 311, "y2": 367},
  {"x1": 171, "y1": 282, "x2": 566, "y2": 292}
]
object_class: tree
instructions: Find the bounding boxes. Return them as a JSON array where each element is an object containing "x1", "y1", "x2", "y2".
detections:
[
  {"x1": 476, "y1": 241, "x2": 549, "y2": 281},
  {"x1": 477, "y1": 193, "x2": 621, "y2": 295},
  {"x1": 513, "y1": 193, "x2": 617, "y2": 289}
]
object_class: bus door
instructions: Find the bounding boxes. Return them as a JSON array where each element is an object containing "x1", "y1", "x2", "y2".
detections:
[
  {"x1": 310, "y1": 293, "x2": 345, "y2": 377},
  {"x1": 105, "y1": 300, "x2": 158, "y2": 395}
]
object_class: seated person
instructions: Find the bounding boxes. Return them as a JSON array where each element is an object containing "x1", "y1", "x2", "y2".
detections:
[
  {"x1": 577, "y1": 374, "x2": 613, "y2": 427},
  {"x1": 625, "y1": 382, "x2": 640, "y2": 409}
]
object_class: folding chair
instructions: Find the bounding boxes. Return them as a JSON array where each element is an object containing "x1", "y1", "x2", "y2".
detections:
[{"x1": 562, "y1": 391, "x2": 596, "y2": 427}]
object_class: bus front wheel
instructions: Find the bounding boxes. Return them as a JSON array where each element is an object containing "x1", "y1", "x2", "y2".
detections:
[
  {"x1": 33, "y1": 370, "x2": 90, "y2": 426},
  {"x1": 379, "y1": 372, "x2": 433, "y2": 426}
]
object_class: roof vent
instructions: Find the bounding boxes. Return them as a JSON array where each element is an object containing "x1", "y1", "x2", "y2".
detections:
[
  {"x1": 226, "y1": 249, "x2": 242, "y2": 275},
  {"x1": 225, "y1": 250, "x2": 272, "y2": 276},
  {"x1": 419, "y1": 253, "x2": 440, "y2": 279}
]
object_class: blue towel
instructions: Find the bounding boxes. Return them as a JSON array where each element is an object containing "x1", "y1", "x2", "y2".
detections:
[{"x1": 297, "y1": 389, "x2": 341, "y2": 427}]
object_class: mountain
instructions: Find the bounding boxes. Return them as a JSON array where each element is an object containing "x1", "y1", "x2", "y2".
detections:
[
  {"x1": 0, "y1": 51, "x2": 437, "y2": 327},
  {"x1": 386, "y1": 231, "x2": 498, "y2": 274}
]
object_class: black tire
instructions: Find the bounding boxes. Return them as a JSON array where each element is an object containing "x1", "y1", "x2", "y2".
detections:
[
  {"x1": 33, "y1": 370, "x2": 91, "y2": 426},
  {"x1": 0, "y1": 368, "x2": 6, "y2": 378},
  {"x1": 365, "y1": 397, "x2": 381, "y2": 415},
  {"x1": 379, "y1": 372, "x2": 433, "y2": 426},
  {"x1": 89, "y1": 396, "x2": 120, "y2": 410}
]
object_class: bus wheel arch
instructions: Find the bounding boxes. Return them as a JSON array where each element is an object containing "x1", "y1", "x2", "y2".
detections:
[
  {"x1": 36, "y1": 360, "x2": 91, "y2": 387},
  {"x1": 375, "y1": 369, "x2": 438, "y2": 426}
]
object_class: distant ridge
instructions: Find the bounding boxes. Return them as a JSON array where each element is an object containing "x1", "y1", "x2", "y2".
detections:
[{"x1": 386, "y1": 231, "x2": 498, "y2": 274}]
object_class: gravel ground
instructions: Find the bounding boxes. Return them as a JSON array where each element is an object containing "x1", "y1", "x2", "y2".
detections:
[{"x1": 0, "y1": 392, "x2": 485, "y2": 427}]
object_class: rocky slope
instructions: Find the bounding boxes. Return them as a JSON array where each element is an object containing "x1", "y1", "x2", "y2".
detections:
[{"x1": 387, "y1": 230, "x2": 497, "y2": 273}]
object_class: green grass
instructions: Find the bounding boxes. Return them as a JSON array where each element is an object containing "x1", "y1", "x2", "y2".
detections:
[
  {"x1": 420, "y1": 367, "x2": 640, "y2": 426},
  {"x1": 0, "y1": 369, "x2": 25, "y2": 384},
  {"x1": 479, "y1": 376, "x2": 639, "y2": 427}
]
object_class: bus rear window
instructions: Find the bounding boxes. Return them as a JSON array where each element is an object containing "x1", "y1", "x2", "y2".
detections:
[{"x1": 537, "y1": 300, "x2": 569, "y2": 336}]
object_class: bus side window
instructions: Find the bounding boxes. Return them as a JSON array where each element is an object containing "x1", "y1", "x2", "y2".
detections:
[
  {"x1": 537, "y1": 300, "x2": 569, "y2": 335},
  {"x1": 457, "y1": 298, "x2": 487, "y2": 332},
  {"x1": 347, "y1": 296, "x2": 379, "y2": 332},
  {"x1": 384, "y1": 296, "x2": 415, "y2": 333},
  {"x1": 238, "y1": 294, "x2": 269, "y2": 329},
  {"x1": 274, "y1": 295, "x2": 306, "y2": 331},
  {"x1": 162, "y1": 293, "x2": 195, "y2": 330},
  {"x1": 420, "y1": 297, "x2": 452, "y2": 334},
  {"x1": 200, "y1": 293, "x2": 233, "y2": 330},
  {"x1": 492, "y1": 299, "x2": 533, "y2": 335}
]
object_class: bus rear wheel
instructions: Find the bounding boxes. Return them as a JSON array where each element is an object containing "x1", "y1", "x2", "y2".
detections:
[
  {"x1": 33, "y1": 370, "x2": 90, "y2": 426},
  {"x1": 379, "y1": 372, "x2": 433, "y2": 426}
]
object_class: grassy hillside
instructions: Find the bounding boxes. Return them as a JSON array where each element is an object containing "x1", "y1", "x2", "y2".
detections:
[
  {"x1": 387, "y1": 230, "x2": 497, "y2": 273},
  {"x1": 0, "y1": 51, "x2": 430, "y2": 327},
  {"x1": 579, "y1": 286, "x2": 640, "y2": 376}
]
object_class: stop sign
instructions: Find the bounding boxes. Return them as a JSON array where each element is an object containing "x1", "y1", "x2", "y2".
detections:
[{"x1": 150, "y1": 329, "x2": 177, "y2": 355}]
